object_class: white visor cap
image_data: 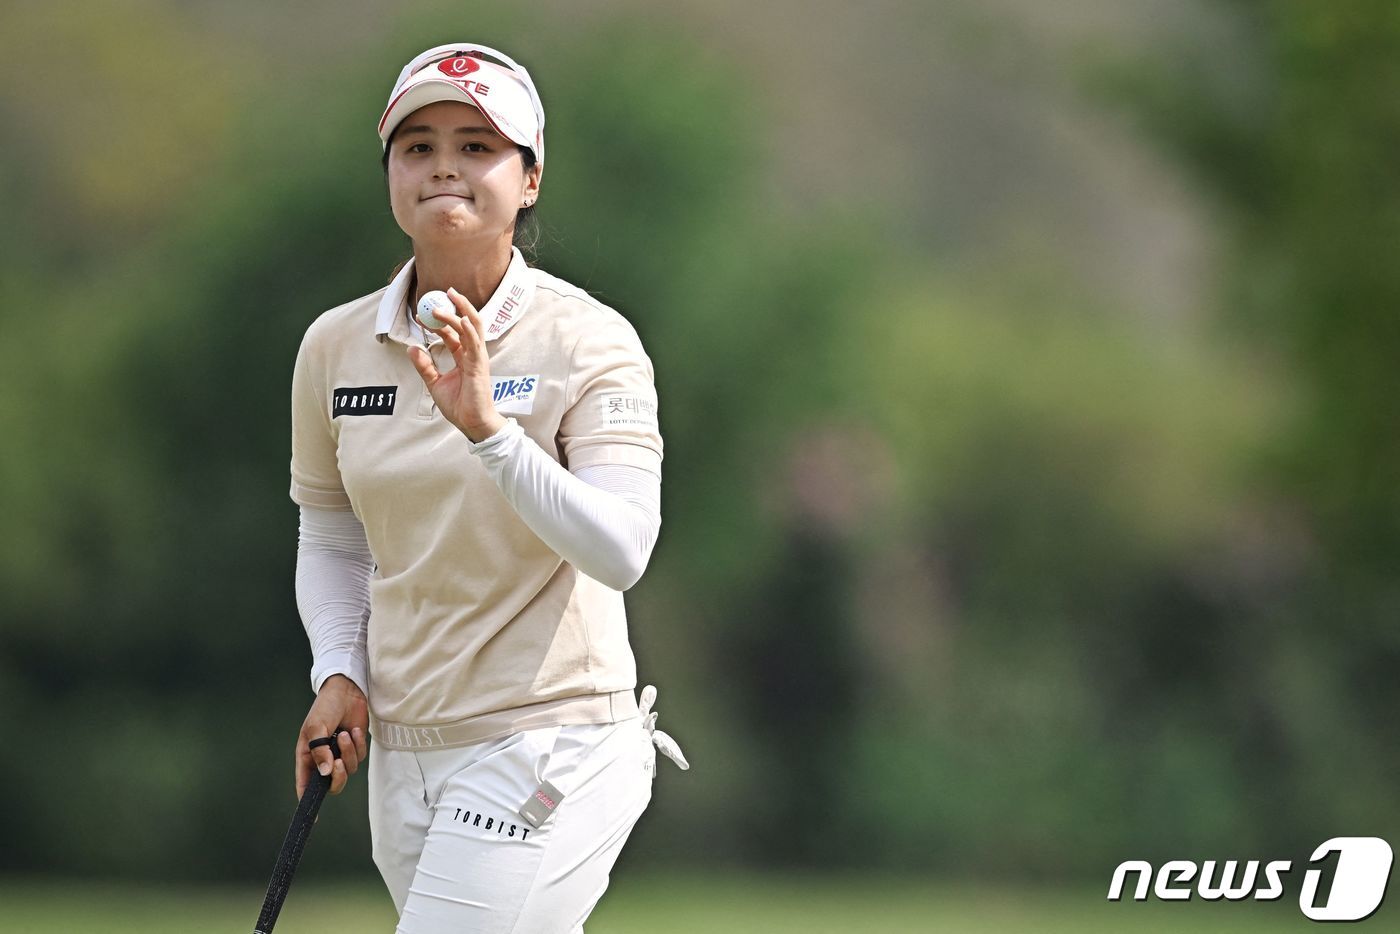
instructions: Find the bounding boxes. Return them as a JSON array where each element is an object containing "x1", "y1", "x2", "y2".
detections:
[{"x1": 378, "y1": 43, "x2": 545, "y2": 163}]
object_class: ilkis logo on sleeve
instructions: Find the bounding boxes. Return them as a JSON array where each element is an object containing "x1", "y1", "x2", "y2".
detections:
[{"x1": 333, "y1": 386, "x2": 397, "y2": 417}]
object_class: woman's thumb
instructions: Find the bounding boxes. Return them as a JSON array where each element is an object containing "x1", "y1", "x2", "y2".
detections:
[{"x1": 407, "y1": 344, "x2": 438, "y2": 385}]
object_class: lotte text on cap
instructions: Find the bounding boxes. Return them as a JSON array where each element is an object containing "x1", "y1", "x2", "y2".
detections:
[{"x1": 378, "y1": 43, "x2": 545, "y2": 162}]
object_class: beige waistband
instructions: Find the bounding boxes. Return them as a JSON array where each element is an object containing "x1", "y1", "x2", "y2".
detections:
[{"x1": 369, "y1": 689, "x2": 639, "y2": 751}]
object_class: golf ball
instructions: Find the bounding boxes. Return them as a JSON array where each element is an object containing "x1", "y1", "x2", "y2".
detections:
[{"x1": 416, "y1": 291, "x2": 453, "y2": 330}]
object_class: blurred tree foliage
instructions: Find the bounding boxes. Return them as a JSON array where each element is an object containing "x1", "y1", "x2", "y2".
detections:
[
  {"x1": 1084, "y1": 0, "x2": 1400, "y2": 858},
  {"x1": 0, "y1": 0, "x2": 1396, "y2": 885}
]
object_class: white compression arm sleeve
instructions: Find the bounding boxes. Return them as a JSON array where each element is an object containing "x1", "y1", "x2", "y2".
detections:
[
  {"x1": 296, "y1": 506, "x2": 372, "y2": 697},
  {"x1": 469, "y1": 418, "x2": 662, "y2": 591},
  {"x1": 295, "y1": 444, "x2": 661, "y2": 693}
]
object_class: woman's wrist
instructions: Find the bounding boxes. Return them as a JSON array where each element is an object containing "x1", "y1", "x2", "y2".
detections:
[
  {"x1": 462, "y1": 412, "x2": 507, "y2": 443},
  {"x1": 321, "y1": 673, "x2": 366, "y2": 699}
]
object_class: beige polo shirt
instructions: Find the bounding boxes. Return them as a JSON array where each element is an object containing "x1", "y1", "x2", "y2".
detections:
[{"x1": 290, "y1": 247, "x2": 662, "y2": 750}]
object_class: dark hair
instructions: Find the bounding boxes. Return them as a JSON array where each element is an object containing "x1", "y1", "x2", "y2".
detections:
[{"x1": 382, "y1": 131, "x2": 541, "y2": 280}]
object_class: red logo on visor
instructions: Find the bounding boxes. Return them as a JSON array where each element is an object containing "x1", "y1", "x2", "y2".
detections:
[{"x1": 437, "y1": 56, "x2": 481, "y2": 78}]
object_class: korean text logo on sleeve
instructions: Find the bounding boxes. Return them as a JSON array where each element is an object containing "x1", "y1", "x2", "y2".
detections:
[{"x1": 599, "y1": 393, "x2": 658, "y2": 430}]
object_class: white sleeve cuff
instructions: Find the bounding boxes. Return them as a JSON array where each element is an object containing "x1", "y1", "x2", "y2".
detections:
[
  {"x1": 312, "y1": 653, "x2": 369, "y2": 698},
  {"x1": 465, "y1": 417, "x2": 523, "y2": 455}
]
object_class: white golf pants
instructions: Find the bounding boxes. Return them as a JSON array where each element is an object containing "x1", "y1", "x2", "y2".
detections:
[{"x1": 368, "y1": 688, "x2": 686, "y2": 933}]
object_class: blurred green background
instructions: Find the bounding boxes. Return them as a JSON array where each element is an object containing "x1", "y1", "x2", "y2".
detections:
[{"x1": 2, "y1": 0, "x2": 1397, "y2": 930}]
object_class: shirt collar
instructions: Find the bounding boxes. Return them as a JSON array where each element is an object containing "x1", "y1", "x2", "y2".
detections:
[{"x1": 374, "y1": 246, "x2": 536, "y2": 345}]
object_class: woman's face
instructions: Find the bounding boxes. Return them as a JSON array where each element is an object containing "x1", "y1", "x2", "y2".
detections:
[{"x1": 385, "y1": 99, "x2": 541, "y2": 249}]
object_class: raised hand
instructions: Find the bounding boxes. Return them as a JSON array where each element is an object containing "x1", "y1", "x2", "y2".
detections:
[{"x1": 406, "y1": 288, "x2": 508, "y2": 442}]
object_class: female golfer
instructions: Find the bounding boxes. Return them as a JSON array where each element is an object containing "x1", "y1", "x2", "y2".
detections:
[{"x1": 287, "y1": 42, "x2": 688, "y2": 932}]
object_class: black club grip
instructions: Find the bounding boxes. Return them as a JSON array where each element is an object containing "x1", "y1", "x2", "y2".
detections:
[{"x1": 253, "y1": 731, "x2": 344, "y2": 934}]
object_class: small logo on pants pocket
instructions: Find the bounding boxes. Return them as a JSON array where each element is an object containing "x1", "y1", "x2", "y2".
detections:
[{"x1": 518, "y1": 779, "x2": 566, "y2": 828}]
